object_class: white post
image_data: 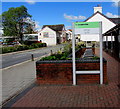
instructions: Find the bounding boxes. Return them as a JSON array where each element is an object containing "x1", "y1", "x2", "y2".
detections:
[
  {"x1": 99, "y1": 22, "x2": 103, "y2": 84},
  {"x1": 72, "y1": 22, "x2": 76, "y2": 85}
]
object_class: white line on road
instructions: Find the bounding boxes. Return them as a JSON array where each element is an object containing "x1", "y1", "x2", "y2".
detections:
[{"x1": 12, "y1": 54, "x2": 27, "y2": 59}]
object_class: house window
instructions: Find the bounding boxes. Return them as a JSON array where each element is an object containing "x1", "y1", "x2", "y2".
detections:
[{"x1": 43, "y1": 32, "x2": 49, "y2": 38}]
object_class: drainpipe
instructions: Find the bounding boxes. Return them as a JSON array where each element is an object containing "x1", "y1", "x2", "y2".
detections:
[
  {"x1": 106, "y1": 36, "x2": 108, "y2": 51},
  {"x1": 111, "y1": 33, "x2": 113, "y2": 53}
]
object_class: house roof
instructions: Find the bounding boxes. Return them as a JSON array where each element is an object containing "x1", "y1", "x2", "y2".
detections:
[
  {"x1": 109, "y1": 18, "x2": 120, "y2": 24},
  {"x1": 42, "y1": 24, "x2": 64, "y2": 32},
  {"x1": 85, "y1": 11, "x2": 120, "y2": 24},
  {"x1": 68, "y1": 29, "x2": 72, "y2": 32},
  {"x1": 103, "y1": 23, "x2": 120, "y2": 36}
]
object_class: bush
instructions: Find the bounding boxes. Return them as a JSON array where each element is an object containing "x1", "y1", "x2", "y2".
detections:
[
  {"x1": 40, "y1": 44, "x2": 72, "y2": 60},
  {"x1": 28, "y1": 45, "x2": 35, "y2": 49},
  {"x1": 2, "y1": 47, "x2": 15, "y2": 53},
  {"x1": 1, "y1": 42, "x2": 47, "y2": 54},
  {"x1": 16, "y1": 46, "x2": 24, "y2": 51},
  {"x1": 23, "y1": 45, "x2": 29, "y2": 50}
]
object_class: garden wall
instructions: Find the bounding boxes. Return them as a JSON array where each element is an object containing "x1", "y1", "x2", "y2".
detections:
[
  {"x1": 70, "y1": 47, "x2": 95, "y2": 58},
  {"x1": 36, "y1": 59, "x2": 107, "y2": 85}
]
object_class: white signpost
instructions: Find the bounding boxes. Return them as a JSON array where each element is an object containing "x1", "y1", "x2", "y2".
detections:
[{"x1": 72, "y1": 22, "x2": 103, "y2": 85}]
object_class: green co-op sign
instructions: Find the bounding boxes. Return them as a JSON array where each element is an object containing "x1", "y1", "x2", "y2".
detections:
[
  {"x1": 74, "y1": 22, "x2": 100, "y2": 34},
  {"x1": 72, "y1": 21, "x2": 103, "y2": 85}
]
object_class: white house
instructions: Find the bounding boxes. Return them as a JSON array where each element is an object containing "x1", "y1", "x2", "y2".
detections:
[
  {"x1": 80, "y1": 5, "x2": 119, "y2": 42},
  {"x1": 38, "y1": 24, "x2": 66, "y2": 46},
  {"x1": 66, "y1": 29, "x2": 72, "y2": 41}
]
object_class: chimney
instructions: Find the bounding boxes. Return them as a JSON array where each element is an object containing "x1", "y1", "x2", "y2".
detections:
[{"x1": 94, "y1": 5, "x2": 102, "y2": 13}]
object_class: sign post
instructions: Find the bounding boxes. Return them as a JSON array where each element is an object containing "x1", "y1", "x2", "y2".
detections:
[
  {"x1": 99, "y1": 22, "x2": 103, "y2": 84},
  {"x1": 72, "y1": 22, "x2": 103, "y2": 85},
  {"x1": 72, "y1": 22, "x2": 76, "y2": 85}
]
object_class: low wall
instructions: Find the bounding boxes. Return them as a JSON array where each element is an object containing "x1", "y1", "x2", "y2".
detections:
[
  {"x1": 68, "y1": 47, "x2": 95, "y2": 58},
  {"x1": 36, "y1": 59, "x2": 107, "y2": 85}
]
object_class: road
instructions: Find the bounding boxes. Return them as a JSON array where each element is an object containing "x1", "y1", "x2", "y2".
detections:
[{"x1": 1, "y1": 44, "x2": 66, "y2": 69}]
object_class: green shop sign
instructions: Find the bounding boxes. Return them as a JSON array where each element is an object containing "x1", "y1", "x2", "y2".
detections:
[
  {"x1": 74, "y1": 22, "x2": 100, "y2": 34},
  {"x1": 74, "y1": 22, "x2": 100, "y2": 28}
]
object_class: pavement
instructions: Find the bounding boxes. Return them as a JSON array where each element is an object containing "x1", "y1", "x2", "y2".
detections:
[
  {"x1": 2, "y1": 60, "x2": 36, "y2": 105},
  {"x1": 2, "y1": 48, "x2": 120, "y2": 108},
  {"x1": 1, "y1": 44, "x2": 65, "y2": 106}
]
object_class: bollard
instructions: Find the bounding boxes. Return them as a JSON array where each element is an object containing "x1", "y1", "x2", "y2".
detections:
[
  {"x1": 31, "y1": 54, "x2": 34, "y2": 61},
  {"x1": 50, "y1": 50, "x2": 53, "y2": 55}
]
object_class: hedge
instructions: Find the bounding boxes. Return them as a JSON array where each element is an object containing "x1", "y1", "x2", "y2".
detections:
[
  {"x1": 40, "y1": 44, "x2": 73, "y2": 60},
  {"x1": 1, "y1": 43, "x2": 47, "y2": 54}
]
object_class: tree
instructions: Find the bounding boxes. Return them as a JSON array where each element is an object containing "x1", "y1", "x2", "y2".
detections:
[
  {"x1": 23, "y1": 17, "x2": 36, "y2": 34},
  {"x1": 2, "y1": 5, "x2": 35, "y2": 41}
]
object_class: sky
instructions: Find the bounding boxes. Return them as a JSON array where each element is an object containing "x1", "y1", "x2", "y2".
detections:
[{"x1": 1, "y1": 1, "x2": 120, "y2": 31}]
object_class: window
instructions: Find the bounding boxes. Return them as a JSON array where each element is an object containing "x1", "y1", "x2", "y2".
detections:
[{"x1": 43, "y1": 32, "x2": 49, "y2": 38}]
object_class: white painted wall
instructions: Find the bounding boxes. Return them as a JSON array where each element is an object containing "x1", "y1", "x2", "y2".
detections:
[
  {"x1": 81, "y1": 34, "x2": 99, "y2": 41},
  {"x1": 86, "y1": 13, "x2": 116, "y2": 34},
  {"x1": 38, "y1": 27, "x2": 57, "y2": 46},
  {"x1": 81, "y1": 13, "x2": 116, "y2": 41},
  {"x1": 66, "y1": 30, "x2": 72, "y2": 40},
  {"x1": 94, "y1": 6, "x2": 102, "y2": 13}
]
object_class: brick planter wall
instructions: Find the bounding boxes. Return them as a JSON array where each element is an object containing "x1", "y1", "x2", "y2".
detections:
[
  {"x1": 69, "y1": 47, "x2": 95, "y2": 58},
  {"x1": 36, "y1": 59, "x2": 107, "y2": 85}
]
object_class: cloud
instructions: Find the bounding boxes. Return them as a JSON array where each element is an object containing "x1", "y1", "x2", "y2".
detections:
[
  {"x1": 64, "y1": 13, "x2": 86, "y2": 21},
  {"x1": 25, "y1": 0, "x2": 36, "y2": 5},
  {"x1": 106, "y1": 12, "x2": 119, "y2": 18},
  {"x1": 111, "y1": 0, "x2": 120, "y2": 7}
]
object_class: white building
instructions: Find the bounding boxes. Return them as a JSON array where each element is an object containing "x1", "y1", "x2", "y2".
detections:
[
  {"x1": 80, "y1": 5, "x2": 119, "y2": 42},
  {"x1": 23, "y1": 34, "x2": 38, "y2": 41},
  {"x1": 66, "y1": 29, "x2": 72, "y2": 41},
  {"x1": 38, "y1": 24, "x2": 66, "y2": 46}
]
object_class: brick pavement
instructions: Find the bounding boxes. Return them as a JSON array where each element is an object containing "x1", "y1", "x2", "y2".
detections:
[{"x1": 3, "y1": 49, "x2": 120, "y2": 108}]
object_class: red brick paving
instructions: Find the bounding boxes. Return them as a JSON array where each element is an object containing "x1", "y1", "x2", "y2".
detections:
[{"x1": 10, "y1": 49, "x2": 120, "y2": 107}]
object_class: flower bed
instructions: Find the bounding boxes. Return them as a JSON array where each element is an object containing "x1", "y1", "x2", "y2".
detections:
[{"x1": 36, "y1": 47, "x2": 107, "y2": 85}]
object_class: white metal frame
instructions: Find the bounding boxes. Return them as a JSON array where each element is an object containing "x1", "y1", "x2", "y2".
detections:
[
  {"x1": 72, "y1": 23, "x2": 76, "y2": 85},
  {"x1": 72, "y1": 22, "x2": 103, "y2": 85}
]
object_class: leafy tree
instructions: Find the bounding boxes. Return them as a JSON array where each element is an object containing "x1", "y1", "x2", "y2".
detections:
[
  {"x1": 2, "y1": 5, "x2": 35, "y2": 41},
  {"x1": 23, "y1": 17, "x2": 35, "y2": 34}
]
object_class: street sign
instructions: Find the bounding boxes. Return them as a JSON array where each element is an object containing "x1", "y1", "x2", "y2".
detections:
[
  {"x1": 72, "y1": 21, "x2": 103, "y2": 85},
  {"x1": 74, "y1": 22, "x2": 100, "y2": 34}
]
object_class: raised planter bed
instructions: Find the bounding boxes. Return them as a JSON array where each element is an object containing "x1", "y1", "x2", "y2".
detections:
[{"x1": 36, "y1": 48, "x2": 107, "y2": 85}]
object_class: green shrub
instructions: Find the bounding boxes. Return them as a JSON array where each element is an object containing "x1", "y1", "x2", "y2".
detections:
[
  {"x1": 40, "y1": 52, "x2": 70, "y2": 61},
  {"x1": 42, "y1": 43, "x2": 47, "y2": 47},
  {"x1": 1, "y1": 42, "x2": 47, "y2": 54},
  {"x1": 28, "y1": 45, "x2": 35, "y2": 49},
  {"x1": 23, "y1": 45, "x2": 29, "y2": 50},
  {"x1": 2, "y1": 47, "x2": 16, "y2": 53},
  {"x1": 31, "y1": 43, "x2": 39, "y2": 48},
  {"x1": 16, "y1": 46, "x2": 24, "y2": 51},
  {"x1": 40, "y1": 44, "x2": 72, "y2": 60}
]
